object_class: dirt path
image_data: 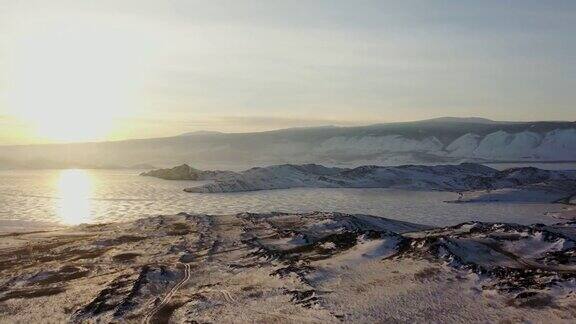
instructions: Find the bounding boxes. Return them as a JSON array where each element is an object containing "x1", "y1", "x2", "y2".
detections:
[{"x1": 143, "y1": 262, "x2": 191, "y2": 324}]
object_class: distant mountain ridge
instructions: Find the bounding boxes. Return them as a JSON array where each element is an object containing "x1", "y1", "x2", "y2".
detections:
[
  {"x1": 1, "y1": 117, "x2": 575, "y2": 169},
  {"x1": 179, "y1": 130, "x2": 224, "y2": 136},
  {"x1": 414, "y1": 117, "x2": 500, "y2": 124}
]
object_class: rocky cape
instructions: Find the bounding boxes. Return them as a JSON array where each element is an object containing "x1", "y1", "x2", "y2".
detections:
[
  {"x1": 141, "y1": 163, "x2": 576, "y2": 202},
  {"x1": 140, "y1": 164, "x2": 235, "y2": 181}
]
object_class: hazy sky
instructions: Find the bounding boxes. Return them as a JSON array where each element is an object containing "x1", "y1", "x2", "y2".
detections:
[{"x1": 0, "y1": 0, "x2": 575, "y2": 144}]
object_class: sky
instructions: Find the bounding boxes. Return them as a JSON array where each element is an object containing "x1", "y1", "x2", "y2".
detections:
[{"x1": 0, "y1": 0, "x2": 575, "y2": 144}]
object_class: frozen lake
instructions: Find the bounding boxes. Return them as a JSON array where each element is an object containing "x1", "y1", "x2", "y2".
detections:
[{"x1": 0, "y1": 167, "x2": 567, "y2": 229}]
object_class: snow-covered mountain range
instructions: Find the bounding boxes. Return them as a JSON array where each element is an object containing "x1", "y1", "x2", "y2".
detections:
[{"x1": 1, "y1": 118, "x2": 575, "y2": 169}]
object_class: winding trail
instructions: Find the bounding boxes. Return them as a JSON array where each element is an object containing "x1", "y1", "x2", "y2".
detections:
[{"x1": 143, "y1": 262, "x2": 191, "y2": 324}]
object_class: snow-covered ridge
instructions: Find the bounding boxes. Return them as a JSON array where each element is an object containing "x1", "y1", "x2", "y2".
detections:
[
  {"x1": 154, "y1": 163, "x2": 576, "y2": 197},
  {"x1": 313, "y1": 128, "x2": 576, "y2": 162},
  {"x1": 447, "y1": 129, "x2": 576, "y2": 160},
  {"x1": 317, "y1": 135, "x2": 444, "y2": 155}
]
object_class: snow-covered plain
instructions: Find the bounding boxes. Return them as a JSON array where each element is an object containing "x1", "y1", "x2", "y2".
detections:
[{"x1": 1, "y1": 212, "x2": 575, "y2": 323}]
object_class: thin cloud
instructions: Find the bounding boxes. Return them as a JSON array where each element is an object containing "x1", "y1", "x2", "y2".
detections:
[{"x1": 116, "y1": 115, "x2": 371, "y2": 134}]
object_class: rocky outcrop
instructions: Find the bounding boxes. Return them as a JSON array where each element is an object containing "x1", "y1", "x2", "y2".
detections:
[{"x1": 140, "y1": 164, "x2": 236, "y2": 180}]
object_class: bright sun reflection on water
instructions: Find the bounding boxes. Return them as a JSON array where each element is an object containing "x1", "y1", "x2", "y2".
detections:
[{"x1": 56, "y1": 169, "x2": 93, "y2": 225}]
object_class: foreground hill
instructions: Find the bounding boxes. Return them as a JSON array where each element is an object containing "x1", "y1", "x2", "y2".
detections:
[
  {"x1": 1, "y1": 118, "x2": 575, "y2": 169},
  {"x1": 1, "y1": 212, "x2": 575, "y2": 322}
]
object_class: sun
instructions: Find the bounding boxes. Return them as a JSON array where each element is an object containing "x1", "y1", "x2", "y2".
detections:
[
  {"x1": 4, "y1": 14, "x2": 144, "y2": 143},
  {"x1": 56, "y1": 169, "x2": 94, "y2": 225}
]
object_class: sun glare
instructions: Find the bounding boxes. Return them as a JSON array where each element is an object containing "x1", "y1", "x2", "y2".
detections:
[
  {"x1": 56, "y1": 169, "x2": 93, "y2": 225},
  {"x1": 4, "y1": 14, "x2": 144, "y2": 142}
]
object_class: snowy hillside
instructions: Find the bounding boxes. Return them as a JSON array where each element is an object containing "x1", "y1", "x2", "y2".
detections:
[
  {"x1": 447, "y1": 129, "x2": 576, "y2": 160},
  {"x1": 139, "y1": 163, "x2": 576, "y2": 199},
  {"x1": 3, "y1": 212, "x2": 576, "y2": 322}
]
